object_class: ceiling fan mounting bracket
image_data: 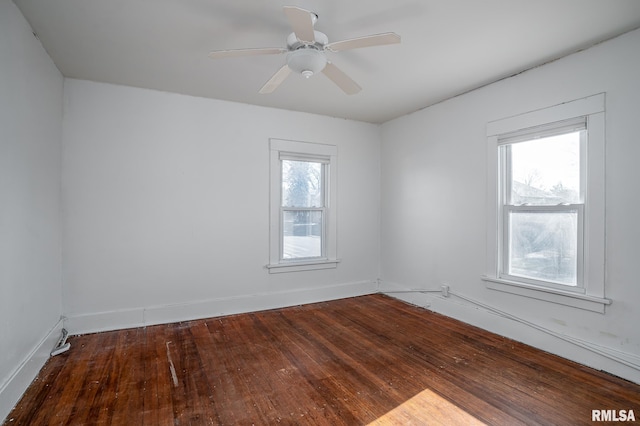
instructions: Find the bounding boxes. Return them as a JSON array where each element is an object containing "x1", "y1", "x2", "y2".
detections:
[{"x1": 286, "y1": 31, "x2": 328, "y2": 51}]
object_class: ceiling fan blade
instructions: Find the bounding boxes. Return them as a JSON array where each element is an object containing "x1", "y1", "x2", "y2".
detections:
[
  {"x1": 208, "y1": 47, "x2": 287, "y2": 59},
  {"x1": 325, "y1": 32, "x2": 400, "y2": 52},
  {"x1": 283, "y1": 6, "x2": 316, "y2": 43},
  {"x1": 259, "y1": 65, "x2": 292, "y2": 94},
  {"x1": 322, "y1": 62, "x2": 361, "y2": 95}
]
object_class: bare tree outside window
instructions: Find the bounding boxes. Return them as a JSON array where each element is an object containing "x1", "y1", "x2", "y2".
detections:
[{"x1": 281, "y1": 160, "x2": 324, "y2": 259}]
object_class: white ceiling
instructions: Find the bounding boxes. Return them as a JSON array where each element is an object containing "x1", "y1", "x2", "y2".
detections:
[{"x1": 15, "y1": 0, "x2": 640, "y2": 123}]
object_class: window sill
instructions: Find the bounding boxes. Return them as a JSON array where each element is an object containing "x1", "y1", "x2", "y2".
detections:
[
  {"x1": 481, "y1": 276, "x2": 611, "y2": 313},
  {"x1": 267, "y1": 259, "x2": 340, "y2": 274}
]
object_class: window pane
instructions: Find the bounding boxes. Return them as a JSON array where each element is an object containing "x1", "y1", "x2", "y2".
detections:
[
  {"x1": 282, "y1": 160, "x2": 323, "y2": 208},
  {"x1": 283, "y1": 210, "x2": 322, "y2": 259},
  {"x1": 508, "y1": 211, "x2": 577, "y2": 285},
  {"x1": 509, "y1": 131, "x2": 581, "y2": 205}
]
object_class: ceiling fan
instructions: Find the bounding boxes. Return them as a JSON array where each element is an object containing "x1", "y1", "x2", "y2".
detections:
[{"x1": 208, "y1": 6, "x2": 401, "y2": 95}]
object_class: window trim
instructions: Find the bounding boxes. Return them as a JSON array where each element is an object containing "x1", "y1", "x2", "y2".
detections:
[
  {"x1": 483, "y1": 93, "x2": 610, "y2": 313},
  {"x1": 268, "y1": 138, "x2": 339, "y2": 273}
]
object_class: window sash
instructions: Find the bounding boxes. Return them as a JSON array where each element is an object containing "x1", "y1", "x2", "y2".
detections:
[
  {"x1": 499, "y1": 204, "x2": 584, "y2": 292},
  {"x1": 281, "y1": 159, "x2": 326, "y2": 208},
  {"x1": 500, "y1": 128, "x2": 586, "y2": 207},
  {"x1": 280, "y1": 207, "x2": 326, "y2": 261}
]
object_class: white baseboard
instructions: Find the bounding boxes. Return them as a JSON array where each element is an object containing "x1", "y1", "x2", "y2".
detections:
[
  {"x1": 380, "y1": 281, "x2": 640, "y2": 384},
  {"x1": 0, "y1": 319, "x2": 63, "y2": 423},
  {"x1": 65, "y1": 280, "x2": 379, "y2": 335}
]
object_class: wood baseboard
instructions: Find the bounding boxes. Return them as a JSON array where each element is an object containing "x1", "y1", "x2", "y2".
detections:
[
  {"x1": 64, "y1": 280, "x2": 379, "y2": 335},
  {"x1": 0, "y1": 319, "x2": 63, "y2": 423}
]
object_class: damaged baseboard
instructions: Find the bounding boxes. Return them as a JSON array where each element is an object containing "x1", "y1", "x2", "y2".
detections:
[{"x1": 50, "y1": 328, "x2": 70, "y2": 356}]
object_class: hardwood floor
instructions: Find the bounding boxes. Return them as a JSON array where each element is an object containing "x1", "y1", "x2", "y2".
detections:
[{"x1": 5, "y1": 294, "x2": 640, "y2": 425}]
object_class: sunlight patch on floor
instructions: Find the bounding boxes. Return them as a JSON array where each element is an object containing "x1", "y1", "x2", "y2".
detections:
[{"x1": 368, "y1": 388, "x2": 486, "y2": 425}]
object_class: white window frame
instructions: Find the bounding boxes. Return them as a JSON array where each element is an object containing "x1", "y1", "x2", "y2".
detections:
[
  {"x1": 267, "y1": 139, "x2": 339, "y2": 273},
  {"x1": 483, "y1": 93, "x2": 610, "y2": 313},
  {"x1": 499, "y1": 117, "x2": 586, "y2": 291}
]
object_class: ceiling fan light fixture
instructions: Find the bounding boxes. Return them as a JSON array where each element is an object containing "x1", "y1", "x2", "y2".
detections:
[{"x1": 287, "y1": 48, "x2": 327, "y2": 78}]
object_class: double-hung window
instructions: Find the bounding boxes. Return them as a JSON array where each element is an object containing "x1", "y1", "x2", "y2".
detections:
[
  {"x1": 268, "y1": 139, "x2": 338, "y2": 273},
  {"x1": 281, "y1": 157, "x2": 326, "y2": 260},
  {"x1": 499, "y1": 118, "x2": 585, "y2": 289},
  {"x1": 484, "y1": 94, "x2": 609, "y2": 312}
]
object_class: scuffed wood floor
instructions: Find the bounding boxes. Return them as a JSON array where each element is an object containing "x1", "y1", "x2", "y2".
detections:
[{"x1": 5, "y1": 294, "x2": 640, "y2": 425}]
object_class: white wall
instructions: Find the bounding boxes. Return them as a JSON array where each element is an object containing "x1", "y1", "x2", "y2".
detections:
[
  {"x1": 0, "y1": 0, "x2": 64, "y2": 420},
  {"x1": 4, "y1": 5, "x2": 639, "y2": 421},
  {"x1": 62, "y1": 79, "x2": 381, "y2": 333},
  {"x1": 380, "y1": 28, "x2": 640, "y2": 383}
]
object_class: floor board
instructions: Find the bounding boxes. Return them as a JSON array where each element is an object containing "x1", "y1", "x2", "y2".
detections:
[{"x1": 5, "y1": 294, "x2": 640, "y2": 425}]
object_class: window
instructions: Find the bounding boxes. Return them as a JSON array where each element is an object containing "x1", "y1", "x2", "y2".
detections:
[
  {"x1": 281, "y1": 159, "x2": 325, "y2": 260},
  {"x1": 500, "y1": 118, "x2": 585, "y2": 289},
  {"x1": 484, "y1": 94, "x2": 609, "y2": 312},
  {"x1": 268, "y1": 139, "x2": 338, "y2": 273}
]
